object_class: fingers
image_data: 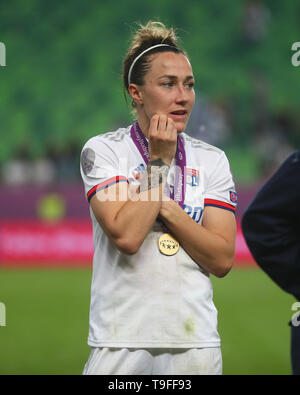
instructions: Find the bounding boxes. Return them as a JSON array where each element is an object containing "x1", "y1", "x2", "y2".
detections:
[
  {"x1": 149, "y1": 114, "x2": 177, "y2": 139},
  {"x1": 148, "y1": 114, "x2": 178, "y2": 165},
  {"x1": 149, "y1": 114, "x2": 159, "y2": 139},
  {"x1": 166, "y1": 117, "x2": 177, "y2": 140},
  {"x1": 157, "y1": 114, "x2": 168, "y2": 135}
]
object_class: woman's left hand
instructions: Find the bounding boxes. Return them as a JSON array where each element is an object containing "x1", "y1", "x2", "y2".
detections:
[{"x1": 158, "y1": 196, "x2": 184, "y2": 224}]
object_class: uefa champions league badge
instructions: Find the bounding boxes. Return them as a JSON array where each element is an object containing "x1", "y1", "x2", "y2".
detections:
[
  {"x1": 81, "y1": 148, "x2": 95, "y2": 175},
  {"x1": 230, "y1": 191, "x2": 238, "y2": 204}
]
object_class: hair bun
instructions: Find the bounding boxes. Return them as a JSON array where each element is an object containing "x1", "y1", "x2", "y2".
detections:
[{"x1": 130, "y1": 21, "x2": 178, "y2": 52}]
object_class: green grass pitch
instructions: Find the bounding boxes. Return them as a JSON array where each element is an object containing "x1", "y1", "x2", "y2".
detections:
[{"x1": 0, "y1": 265, "x2": 296, "y2": 375}]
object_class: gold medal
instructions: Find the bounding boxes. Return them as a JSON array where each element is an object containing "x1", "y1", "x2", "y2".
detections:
[{"x1": 158, "y1": 233, "x2": 179, "y2": 256}]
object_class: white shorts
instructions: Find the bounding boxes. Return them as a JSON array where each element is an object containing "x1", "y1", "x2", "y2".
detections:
[{"x1": 82, "y1": 347, "x2": 222, "y2": 375}]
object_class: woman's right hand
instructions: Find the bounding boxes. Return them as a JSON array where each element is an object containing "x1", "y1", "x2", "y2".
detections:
[{"x1": 148, "y1": 114, "x2": 178, "y2": 166}]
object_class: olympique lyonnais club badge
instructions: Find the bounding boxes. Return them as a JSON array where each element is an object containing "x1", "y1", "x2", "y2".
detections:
[
  {"x1": 186, "y1": 168, "x2": 199, "y2": 187},
  {"x1": 158, "y1": 233, "x2": 180, "y2": 256}
]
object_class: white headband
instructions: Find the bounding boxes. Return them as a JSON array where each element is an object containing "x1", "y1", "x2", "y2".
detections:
[{"x1": 127, "y1": 44, "x2": 175, "y2": 86}]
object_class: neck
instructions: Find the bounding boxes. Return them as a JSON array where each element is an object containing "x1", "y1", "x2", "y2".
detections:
[{"x1": 136, "y1": 113, "x2": 150, "y2": 139}]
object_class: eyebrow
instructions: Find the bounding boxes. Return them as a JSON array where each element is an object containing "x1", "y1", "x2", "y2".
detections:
[{"x1": 158, "y1": 75, "x2": 194, "y2": 81}]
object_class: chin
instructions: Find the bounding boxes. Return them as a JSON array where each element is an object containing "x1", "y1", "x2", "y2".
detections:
[{"x1": 175, "y1": 122, "x2": 187, "y2": 133}]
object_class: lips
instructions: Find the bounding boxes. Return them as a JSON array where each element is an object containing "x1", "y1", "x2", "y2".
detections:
[
  {"x1": 170, "y1": 110, "x2": 187, "y2": 115},
  {"x1": 169, "y1": 110, "x2": 188, "y2": 122}
]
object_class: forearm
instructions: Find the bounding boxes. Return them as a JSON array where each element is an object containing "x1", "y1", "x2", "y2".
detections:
[
  {"x1": 112, "y1": 159, "x2": 170, "y2": 253},
  {"x1": 162, "y1": 209, "x2": 235, "y2": 277},
  {"x1": 113, "y1": 190, "x2": 163, "y2": 253}
]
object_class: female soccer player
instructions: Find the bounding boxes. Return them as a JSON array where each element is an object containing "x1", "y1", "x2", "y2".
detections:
[{"x1": 80, "y1": 21, "x2": 237, "y2": 375}]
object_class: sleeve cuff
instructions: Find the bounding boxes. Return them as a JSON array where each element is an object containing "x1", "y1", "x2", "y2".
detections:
[
  {"x1": 204, "y1": 198, "x2": 236, "y2": 214},
  {"x1": 87, "y1": 176, "x2": 129, "y2": 202}
]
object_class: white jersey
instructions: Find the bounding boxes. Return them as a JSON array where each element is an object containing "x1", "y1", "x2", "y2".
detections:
[{"x1": 80, "y1": 125, "x2": 237, "y2": 349}]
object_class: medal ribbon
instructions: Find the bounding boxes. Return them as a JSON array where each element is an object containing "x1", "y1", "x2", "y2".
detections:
[{"x1": 130, "y1": 121, "x2": 186, "y2": 232}]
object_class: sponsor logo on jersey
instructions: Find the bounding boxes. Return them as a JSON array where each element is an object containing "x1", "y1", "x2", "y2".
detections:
[
  {"x1": 186, "y1": 168, "x2": 199, "y2": 187},
  {"x1": 182, "y1": 204, "x2": 203, "y2": 223}
]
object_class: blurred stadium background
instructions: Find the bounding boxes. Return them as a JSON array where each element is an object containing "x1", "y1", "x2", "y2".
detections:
[{"x1": 0, "y1": 0, "x2": 299, "y2": 374}]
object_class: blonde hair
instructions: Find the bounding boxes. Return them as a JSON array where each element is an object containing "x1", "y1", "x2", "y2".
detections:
[{"x1": 123, "y1": 21, "x2": 186, "y2": 111}]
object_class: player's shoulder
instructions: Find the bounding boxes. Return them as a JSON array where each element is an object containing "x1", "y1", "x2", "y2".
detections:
[
  {"x1": 82, "y1": 125, "x2": 132, "y2": 152},
  {"x1": 182, "y1": 132, "x2": 225, "y2": 158}
]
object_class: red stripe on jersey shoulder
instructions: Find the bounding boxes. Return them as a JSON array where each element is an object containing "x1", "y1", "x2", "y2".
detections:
[
  {"x1": 87, "y1": 176, "x2": 128, "y2": 201},
  {"x1": 204, "y1": 198, "x2": 236, "y2": 213}
]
